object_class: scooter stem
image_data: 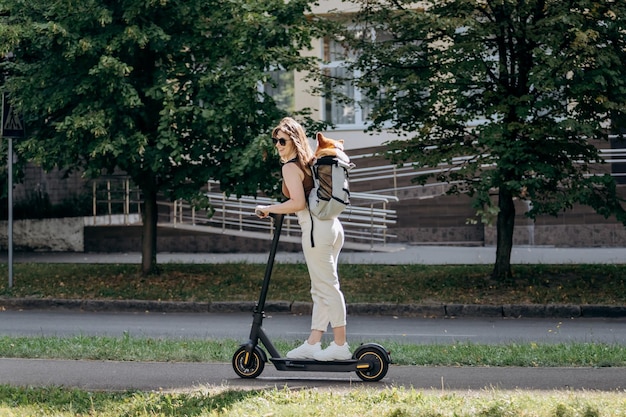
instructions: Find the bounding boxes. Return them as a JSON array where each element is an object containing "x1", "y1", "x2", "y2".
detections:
[
  {"x1": 255, "y1": 213, "x2": 284, "y2": 312},
  {"x1": 245, "y1": 214, "x2": 285, "y2": 362}
]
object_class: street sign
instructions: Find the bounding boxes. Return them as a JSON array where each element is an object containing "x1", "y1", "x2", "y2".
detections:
[
  {"x1": 1, "y1": 92, "x2": 23, "y2": 289},
  {"x1": 2, "y1": 92, "x2": 25, "y2": 138}
]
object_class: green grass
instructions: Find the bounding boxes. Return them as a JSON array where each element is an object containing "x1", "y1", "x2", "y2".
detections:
[
  {"x1": 1, "y1": 385, "x2": 625, "y2": 417},
  {"x1": 1, "y1": 263, "x2": 625, "y2": 305},
  {"x1": 0, "y1": 335, "x2": 624, "y2": 367}
]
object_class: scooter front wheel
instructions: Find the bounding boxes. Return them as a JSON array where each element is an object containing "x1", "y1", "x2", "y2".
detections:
[
  {"x1": 354, "y1": 346, "x2": 389, "y2": 382},
  {"x1": 232, "y1": 346, "x2": 265, "y2": 379}
]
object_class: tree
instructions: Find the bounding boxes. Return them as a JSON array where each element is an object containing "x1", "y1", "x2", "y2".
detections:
[
  {"x1": 0, "y1": 0, "x2": 318, "y2": 274},
  {"x1": 324, "y1": 0, "x2": 626, "y2": 280}
]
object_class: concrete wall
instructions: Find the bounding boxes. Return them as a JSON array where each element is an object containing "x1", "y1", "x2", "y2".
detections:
[
  {"x1": 0, "y1": 218, "x2": 84, "y2": 252},
  {"x1": 484, "y1": 224, "x2": 626, "y2": 247},
  {"x1": 2, "y1": 217, "x2": 624, "y2": 253},
  {"x1": 83, "y1": 225, "x2": 302, "y2": 253}
]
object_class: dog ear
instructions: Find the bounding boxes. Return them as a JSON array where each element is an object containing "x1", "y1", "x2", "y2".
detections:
[{"x1": 316, "y1": 132, "x2": 344, "y2": 150}]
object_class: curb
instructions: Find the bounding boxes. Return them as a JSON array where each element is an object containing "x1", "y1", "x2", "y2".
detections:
[{"x1": 1, "y1": 298, "x2": 625, "y2": 318}]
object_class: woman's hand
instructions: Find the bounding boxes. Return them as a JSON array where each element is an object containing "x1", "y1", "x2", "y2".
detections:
[{"x1": 255, "y1": 205, "x2": 270, "y2": 218}]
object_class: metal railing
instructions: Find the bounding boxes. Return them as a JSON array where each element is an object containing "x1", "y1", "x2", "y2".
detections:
[
  {"x1": 349, "y1": 147, "x2": 626, "y2": 196},
  {"x1": 88, "y1": 176, "x2": 142, "y2": 226},
  {"x1": 88, "y1": 177, "x2": 400, "y2": 248},
  {"x1": 165, "y1": 191, "x2": 399, "y2": 248}
]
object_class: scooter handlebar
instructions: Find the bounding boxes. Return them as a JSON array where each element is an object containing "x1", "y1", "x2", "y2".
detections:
[{"x1": 253, "y1": 209, "x2": 281, "y2": 221}]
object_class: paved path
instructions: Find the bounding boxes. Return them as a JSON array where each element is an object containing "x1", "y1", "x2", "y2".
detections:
[
  {"x1": 1, "y1": 359, "x2": 624, "y2": 392},
  {"x1": 3, "y1": 245, "x2": 626, "y2": 265}
]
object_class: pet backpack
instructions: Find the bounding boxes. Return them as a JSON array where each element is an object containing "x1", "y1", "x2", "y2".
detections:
[{"x1": 308, "y1": 153, "x2": 356, "y2": 220}]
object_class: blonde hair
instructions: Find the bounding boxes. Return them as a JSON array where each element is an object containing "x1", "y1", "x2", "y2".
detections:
[{"x1": 272, "y1": 117, "x2": 315, "y2": 170}]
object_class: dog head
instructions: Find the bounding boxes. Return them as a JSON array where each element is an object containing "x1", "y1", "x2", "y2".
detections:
[{"x1": 315, "y1": 132, "x2": 344, "y2": 158}]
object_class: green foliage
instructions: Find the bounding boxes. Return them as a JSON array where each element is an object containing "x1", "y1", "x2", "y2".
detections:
[
  {"x1": 324, "y1": 0, "x2": 626, "y2": 278},
  {"x1": 0, "y1": 0, "x2": 320, "y2": 270},
  {"x1": 1, "y1": 0, "x2": 319, "y2": 196}
]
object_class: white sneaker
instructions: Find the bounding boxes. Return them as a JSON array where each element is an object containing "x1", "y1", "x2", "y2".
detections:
[
  {"x1": 313, "y1": 342, "x2": 352, "y2": 361},
  {"x1": 286, "y1": 341, "x2": 321, "y2": 359}
]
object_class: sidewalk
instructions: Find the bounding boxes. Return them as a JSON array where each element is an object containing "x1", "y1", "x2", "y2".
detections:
[{"x1": 3, "y1": 245, "x2": 626, "y2": 265}]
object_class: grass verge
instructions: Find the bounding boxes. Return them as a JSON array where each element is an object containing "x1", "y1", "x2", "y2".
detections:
[
  {"x1": 1, "y1": 263, "x2": 625, "y2": 305},
  {"x1": 1, "y1": 385, "x2": 625, "y2": 417},
  {"x1": 1, "y1": 335, "x2": 625, "y2": 367}
]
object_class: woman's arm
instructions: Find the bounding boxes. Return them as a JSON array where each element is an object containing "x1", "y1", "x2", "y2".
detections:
[{"x1": 256, "y1": 163, "x2": 306, "y2": 217}]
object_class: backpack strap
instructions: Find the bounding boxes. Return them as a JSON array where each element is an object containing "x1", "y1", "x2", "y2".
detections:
[
  {"x1": 308, "y1": 208, "x2": 315, "y2": 248},
  {"x1": 307, "y1": 164, "x2": 317, "y2": 248}
]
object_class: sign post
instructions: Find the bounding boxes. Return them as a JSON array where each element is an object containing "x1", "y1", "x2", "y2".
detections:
[{"x1": 2, "y1": 92, "x2": 25, "y2": 289}]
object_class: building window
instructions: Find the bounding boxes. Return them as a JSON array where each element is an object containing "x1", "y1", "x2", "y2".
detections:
[
  {"x1": 264, "y1": 70, "x2": 295, "y2": 113},
  {"x1": 321, "y1": 37, "x2": 371, "y2": 127}
]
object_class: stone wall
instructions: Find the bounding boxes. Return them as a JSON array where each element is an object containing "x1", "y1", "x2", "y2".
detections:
[
  {"x1": 0, "y1": 218, "x2": 84, "y2": 252},
  {"x1": 484, "y1": 224, "x2": 626, "y2": 247},
  {"x1": 393, "y1": 226, "x2": 484, "y2": 246}
]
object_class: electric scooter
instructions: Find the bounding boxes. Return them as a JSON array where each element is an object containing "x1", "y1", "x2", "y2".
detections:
[{"x1": 232, "y1": 213, "x2": 391, "y2": 382}]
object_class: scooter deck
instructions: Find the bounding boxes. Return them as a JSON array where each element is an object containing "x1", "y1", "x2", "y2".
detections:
[{"x1": 270, "y1": 357, "x2": 369, "y2": 373}]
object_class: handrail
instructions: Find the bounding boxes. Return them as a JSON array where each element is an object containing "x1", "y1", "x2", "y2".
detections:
[{"x1": 165, "y1": 191, "x2": 399, "y2": 247}]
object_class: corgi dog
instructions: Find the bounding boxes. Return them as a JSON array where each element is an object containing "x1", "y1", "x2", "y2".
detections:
[{"x1": 314, "y1": 132, "x2": 349, "y2": 163}]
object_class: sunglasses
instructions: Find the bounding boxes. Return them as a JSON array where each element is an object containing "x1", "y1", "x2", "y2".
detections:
[{"x1": 272, "y1": 137, "x2": 290, "y2": 146}]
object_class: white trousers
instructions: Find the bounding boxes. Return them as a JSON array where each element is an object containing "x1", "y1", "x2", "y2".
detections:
[{"x1": 296, "y1": 209, "x2": 347, "y2": 331}]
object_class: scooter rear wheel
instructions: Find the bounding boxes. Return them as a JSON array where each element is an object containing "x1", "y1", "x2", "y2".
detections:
[
  {"x1": 232, "y1": 346, "x2": 265, "y2": 379},
  {"x1": 354, "y1": 346, "x2": 389, "y2": 382}
]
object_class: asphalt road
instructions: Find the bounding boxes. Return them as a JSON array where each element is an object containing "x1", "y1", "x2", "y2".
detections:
[
  {"x1": 1, "y1": 310, "x2": 625, "y2": 392},
  {"x1": 2, "y1": 310, "x2": 626, "y2": 344}
]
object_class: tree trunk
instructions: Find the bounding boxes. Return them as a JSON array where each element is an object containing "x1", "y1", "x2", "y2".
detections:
[
  {"x1": 141, "y1": 187, "x2": 159, "y2": 275},
  {"x1": 492, "y1": 187, "x2": 515, "y2": 281}
]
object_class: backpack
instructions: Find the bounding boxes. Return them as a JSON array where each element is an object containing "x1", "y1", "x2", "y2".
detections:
[{"x1": 308, "y1": 152, "x2": 356, "y2": 220}]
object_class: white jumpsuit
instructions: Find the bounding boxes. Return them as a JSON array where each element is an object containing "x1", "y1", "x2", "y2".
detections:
[{"x1": 296, "y1": 209, "x2": 347, "y2": 331}]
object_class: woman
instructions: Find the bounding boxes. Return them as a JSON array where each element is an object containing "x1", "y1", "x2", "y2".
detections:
[{"x1": 255, "y1": 117, "x2": 351, "y2": 361}]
